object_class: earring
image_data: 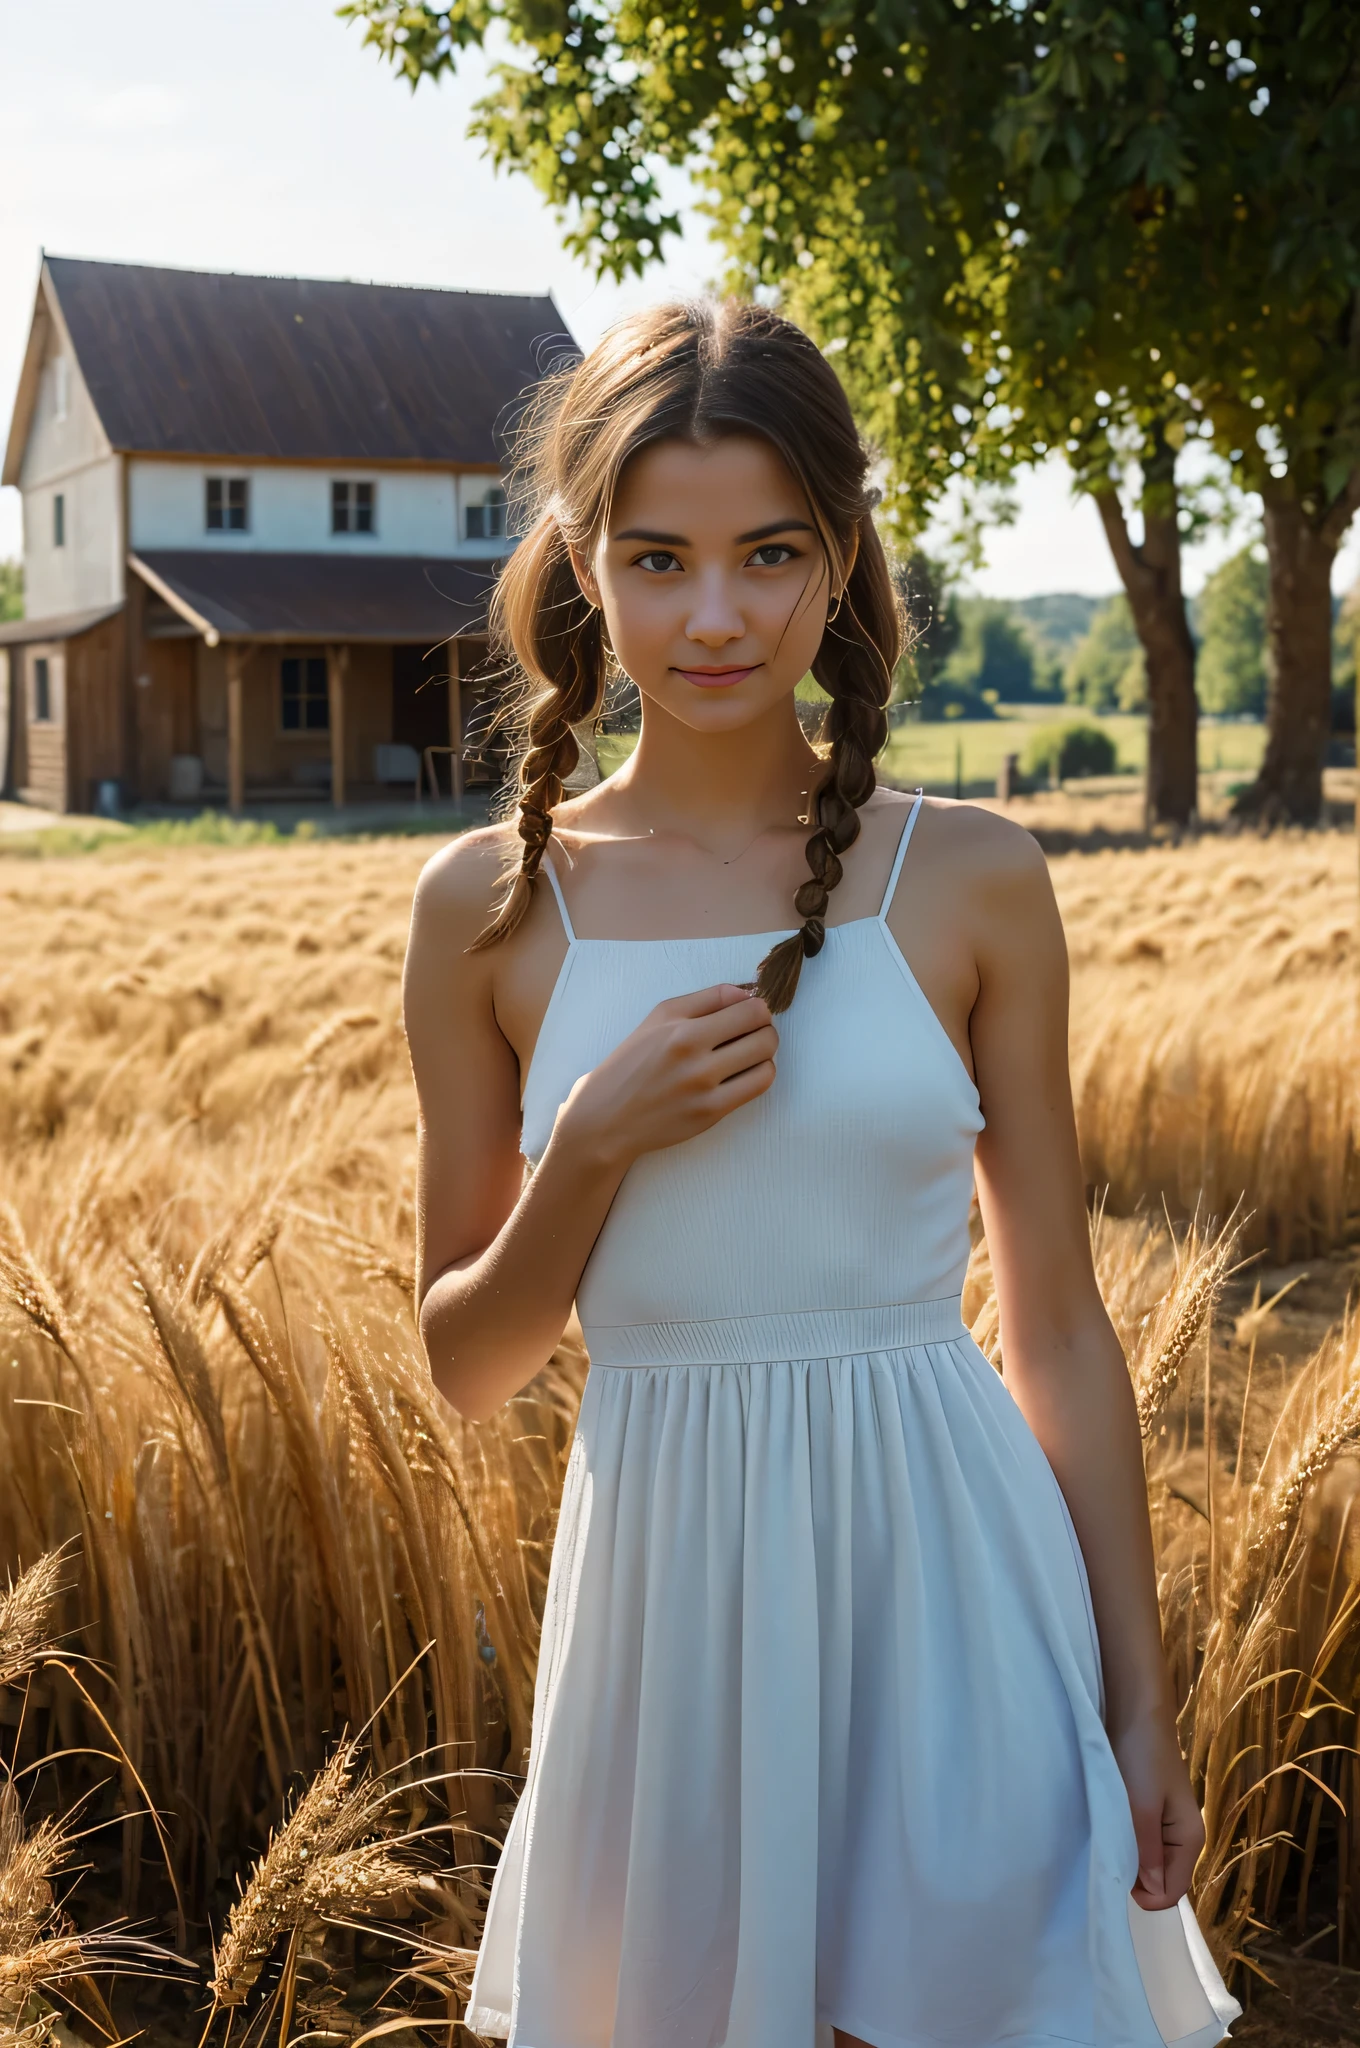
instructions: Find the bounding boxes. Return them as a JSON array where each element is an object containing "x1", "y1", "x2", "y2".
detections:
[{"x1": 796, "y1": 789, "x2": 813, "y2": 826}]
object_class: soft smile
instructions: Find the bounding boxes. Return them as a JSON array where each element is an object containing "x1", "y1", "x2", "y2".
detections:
[{"x1": 672, "y1": 664, "x2": 762, "y2": 689}]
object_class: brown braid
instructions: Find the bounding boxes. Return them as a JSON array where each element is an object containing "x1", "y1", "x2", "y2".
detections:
[
  {"x1": 469, "y1": 512, "x2": 610, "y2": 949},
  {"x1": 469, "y1": 298, "x2": 903, "y2": 981},
  {"x1": 753, "y1": 536, "x2": 897, "y2": 1013}
]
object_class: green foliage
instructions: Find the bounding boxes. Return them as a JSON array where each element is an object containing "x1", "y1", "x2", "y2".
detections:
[
  {"x1": 1006, "y1": 2, "x2": 1360, "y2": 533},
  {"x1": 0, "y1": 814, "x2": 326, "y2": 860},
  {"x1": 894, "y1": 553, "x2": 960, "y2": 699},
  {"x1": 1195, "y1": 546, "x2": 1269, "y2": 717},
  {"x1": 1020, "y1": 721, "x2": 1119, "y2": 783},
  {"x1": 1008, "y1": 593, "x2": 1099, "y2": 700},
  {"x1": 1333, "y1": 584, "x2": 1360, "y2": 695},
  {"x1": 1012, "y1": 593, "x2": 1100, "y2": 660},
  {"x1": 942, "y1": 600, "x2": 1035, "y2": 705},
  {"x1": 340, "y1": 0, "x2": 1360, "y2": 571},
  {"x1": 1064, "y1": 597, "x2": 1147, "y2": 713},
  {"x1": 0, "y1": 560, "x2": 22, "y2": 623}
]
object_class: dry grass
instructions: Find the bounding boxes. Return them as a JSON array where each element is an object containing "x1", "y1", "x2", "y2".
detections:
[{"x1": 0, "y1": 823, "x2": 1356, "y2": 2035}]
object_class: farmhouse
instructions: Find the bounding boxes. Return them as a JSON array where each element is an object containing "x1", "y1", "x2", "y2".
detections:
[{"x1": 0, "y1": 256, "x2": 565, "y2": 813}]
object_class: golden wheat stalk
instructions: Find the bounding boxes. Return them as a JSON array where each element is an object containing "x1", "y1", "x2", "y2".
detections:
[
  {"x1": 0, "y1": 1208, "x2": 82, "y2": 1369},
  {"x1": 0, "y1": 1554, "x2": 65, "y2": 1694},
  {"x1": 1242, "y1": 1310, "x2": 1360, "y2": 1588},
  {"x1": 0, "y1": 1781, "x2": 81, "y2": 2037},
  {"x1": 1129, "y1": 1216, "x2": 1241, "y2": 1438},
  {"x1": 209, "y1": 1735, "x2": 416, "y2": 2013}
]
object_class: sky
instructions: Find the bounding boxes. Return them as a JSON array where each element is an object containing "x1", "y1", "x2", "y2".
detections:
[{"x1": 2, "y1": 0, "x2": 1357, "y2": 603}]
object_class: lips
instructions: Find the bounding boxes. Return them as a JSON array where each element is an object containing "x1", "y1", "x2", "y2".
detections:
[{"x1": 673, "y1": 665, "x2": 760, "y2": 689}]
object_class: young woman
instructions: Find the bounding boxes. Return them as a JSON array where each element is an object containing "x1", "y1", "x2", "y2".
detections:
[{"x1": 403, "y1": 301, "x2": 1240, "y2": 2048}]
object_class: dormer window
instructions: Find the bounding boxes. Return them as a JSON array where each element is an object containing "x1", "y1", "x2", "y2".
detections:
[
  {"x1": 332, "y1": 480, "x2": 375, "y2": 534},
  {"x1": 466, "y1": 486, "x2": 506, "y2": 540},
  {"x1": 206, "y1": 477, "x2": 249, "y2": 531}
]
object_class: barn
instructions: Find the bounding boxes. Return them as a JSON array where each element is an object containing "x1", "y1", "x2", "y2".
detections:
[{"x1": 0, "y1": 256, "x2": 567, "y2": 813}]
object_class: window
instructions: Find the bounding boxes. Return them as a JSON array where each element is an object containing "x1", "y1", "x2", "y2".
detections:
[
  {"x1": 33, "y1": 657, "x2": 51, "y2": 723},
  {"x1": 52, "y1": 494, "x2": 65, "y2": 547},
  {"x1": 206, "y1": 477, "x2": 249, "y2": 531},
  {"x1": 280, "y1": 654, "x2": 330, "y2": 732},
  {"x1": 52, "y1": 356, "x2": 69, "y2": 423},
  {"x1": 466, "y1": 486, "x2": 506, "y2": 540},
  {"x1": 332, "y1": 480, "x2": 375, "y2": 534}
]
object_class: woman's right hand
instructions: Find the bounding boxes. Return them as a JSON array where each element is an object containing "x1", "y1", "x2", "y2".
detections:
[{"x1": 555, "y1": 984, "x2": 778, "y2": 1170}]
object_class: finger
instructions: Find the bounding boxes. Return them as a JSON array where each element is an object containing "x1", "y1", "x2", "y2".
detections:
[
  {"x1": 1157, "y1": 1832, "x2": 1199, "y2": 1909},
  {"x1": 710, "y1": 1058, "x2": 777, "y2": 1112},
  {"x1": 705, "y1": 997, "x2": 776, "y2": 1048},
  {"x1": 663, "y1": 983, "x2": 759, "y2": 1020},
  {"x1": 1130, "y1": 1803, "x2": 1167, "y2": 1909},
  {"x1": 1158, "y1": 1800, "x2": 1205, "y2": 1908},
  {"x1": 707, "y1": 1025, "x2": 780, "y2": 1083}
]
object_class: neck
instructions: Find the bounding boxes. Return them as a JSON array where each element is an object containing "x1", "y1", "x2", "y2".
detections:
[{"x1": 613, "y1": 692, "x2": 823, "y2": 841}]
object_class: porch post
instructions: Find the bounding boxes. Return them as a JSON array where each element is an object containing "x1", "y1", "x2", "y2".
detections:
[
  {"x1": 448, "y1": 639, "x2": 464, "y2": 803},
  {"x1": 328, "y1": 644, "x2": 349, "y2": 809},
  {"x1": 226, "y1": 644, "x2": 244, "y2": 817}
]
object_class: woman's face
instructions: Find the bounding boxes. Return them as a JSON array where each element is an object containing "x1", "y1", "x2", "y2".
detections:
[{"x1": 572, "y1": 433, "x2": 838, "y2": 735}]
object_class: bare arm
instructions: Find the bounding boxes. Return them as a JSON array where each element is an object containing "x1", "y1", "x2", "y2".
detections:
[
  {"x1": 966, "y1": 822, "x2": 1203, "y2": 1910},
  {"x1": 403, "y1": 837, "x2": 778, "y2": 1421}
]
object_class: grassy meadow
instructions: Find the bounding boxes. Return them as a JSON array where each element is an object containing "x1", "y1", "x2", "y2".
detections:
[
  {"x1": 0, "y1": 816, "x2": 1357, "y2": 2042},
  {"x1": 596, "y1": 710, "x2": 1269, "y2": 795}
]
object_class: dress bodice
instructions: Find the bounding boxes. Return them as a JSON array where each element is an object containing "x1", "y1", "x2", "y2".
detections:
[{"x1": 520, "y1": 799, "x2": 985, "y2": 1348}]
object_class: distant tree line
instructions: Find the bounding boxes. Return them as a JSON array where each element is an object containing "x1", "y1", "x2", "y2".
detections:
[
  {"x1": 900, "y1": 544, "x2": 1358, "y2": 739},
  {"x1": 0, "y1": 560, "x2": 22, "y2": 623}
]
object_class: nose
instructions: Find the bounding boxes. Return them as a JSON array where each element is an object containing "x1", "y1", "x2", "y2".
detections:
[{"x1": 684, "y1": 565, "x2": 745, "y2": 649}]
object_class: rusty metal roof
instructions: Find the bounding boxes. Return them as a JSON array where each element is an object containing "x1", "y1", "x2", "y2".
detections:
[
  {"x1": 130, "y1": 550, "x2": 500, "y2": 643},
  {"x1": 45, "y1": 257, "x2": 569, "y2": 465}
]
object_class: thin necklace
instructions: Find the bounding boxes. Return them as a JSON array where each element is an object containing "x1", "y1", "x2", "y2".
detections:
[{"x1": 648, "y1": 788, "x2": 815, "y2": 866}]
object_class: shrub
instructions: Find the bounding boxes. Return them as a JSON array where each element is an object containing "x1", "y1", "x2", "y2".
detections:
[{"x1": 1020, "y1": 721, "x2": 1118, "y2": 783}]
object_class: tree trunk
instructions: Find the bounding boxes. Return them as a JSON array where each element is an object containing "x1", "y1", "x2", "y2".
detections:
[
  {"x1": 1234, "y1": 479, "x2": 1360, "y2": 826},
  {"x1": 1092, "y1": 429, "x2": 1198, "y2": 828}
]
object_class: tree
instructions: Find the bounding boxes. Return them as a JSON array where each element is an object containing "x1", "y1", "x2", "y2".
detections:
[
  {"x1": 1064, "y1": 596, "x2": 1146, "y2": 712},
  {"x1": 0, "y1": 560, "x2": 21, "y2": 623},
  {"x1": 1007, "y1": 0, "x2": 1360, "y2": 823},
  {"x1": 895, "y1": 552, "x2": 960, "y2": 700},
  {"x1": 343, "y1": 0, "x2": 1359, "y2": 821},
  {"x1": 945, "y1": 601, "x2": 1036, "y2": 704},
  {"x1": 345, "y1": 0, "x2": 1215, "y2": 818},
  {"x1": 1195, "y1": 546, "x2": 1268, "y2": 718}
]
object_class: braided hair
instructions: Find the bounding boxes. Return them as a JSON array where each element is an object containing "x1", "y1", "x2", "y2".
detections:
[{"x1": 472, "y1": 299, "x2": 901, "y2": 1012}]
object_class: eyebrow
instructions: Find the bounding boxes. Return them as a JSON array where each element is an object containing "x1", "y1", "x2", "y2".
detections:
[{"x1": 611, "y1": 518, "x2": 817, "y2": 546}]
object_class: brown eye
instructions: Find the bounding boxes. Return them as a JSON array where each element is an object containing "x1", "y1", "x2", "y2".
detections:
[
  {"x1": 637, "y1": 550, "x2": 682, "y2": 573},
  {"x1": 748, "y1": 543, "x2": 796, "y2": 567}
]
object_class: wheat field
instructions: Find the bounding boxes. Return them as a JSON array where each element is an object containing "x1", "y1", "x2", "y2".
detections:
[{"x1": 0, "y1": 821, "x2": 1356, "y2": 2043}]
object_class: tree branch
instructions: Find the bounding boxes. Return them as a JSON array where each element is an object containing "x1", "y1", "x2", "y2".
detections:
[
  {"x1": 1321, "y1": 462, "x2": 1360, "y2": 552},
  {"x1": 1092, "y1": 486, "x2": 1149, "y2": 599}
]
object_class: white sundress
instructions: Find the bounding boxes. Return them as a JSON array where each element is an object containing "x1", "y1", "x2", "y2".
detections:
[{"x1": 467, "y1": 795, "x2": 1241, "y2": 2048}]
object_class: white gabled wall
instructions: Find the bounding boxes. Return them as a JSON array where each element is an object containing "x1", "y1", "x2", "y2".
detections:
[
  {"x1": 129, "y1": 461, "x2": 508, "y2": 557},
  {"x1": 19, "y1": 332, "x2": 123, "y2": 619}
]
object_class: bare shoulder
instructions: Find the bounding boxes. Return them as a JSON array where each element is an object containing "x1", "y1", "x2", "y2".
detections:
[
  {"x1": 410, "y1": 823, "x2": 517, "y2": 956},
  {"x1": 913, "y1": 795, "x2": 1050, "y2": 902}
]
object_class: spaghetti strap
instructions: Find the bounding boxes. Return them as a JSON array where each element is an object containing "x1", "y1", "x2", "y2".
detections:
[
  {"x1": 540, "y1": 854, "x2": 577, "y2": 944},
  {"x1": 877, "y1": 793, "x2": 925, "y2": 919}
]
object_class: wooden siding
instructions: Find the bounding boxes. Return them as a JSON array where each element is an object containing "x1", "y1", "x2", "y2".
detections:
[
  {"x1": 197, "y1": 640, "x2": 395, "y2": 797},
  {"x1": 23, "y1": 720, "x2": 67, "y2": 812},
  {"x1": 65, "y1": 614, "x2": 125, "y2": 811},
  {"x1": 135, "y1": 637, "x2": 197, "y2": 803}
]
